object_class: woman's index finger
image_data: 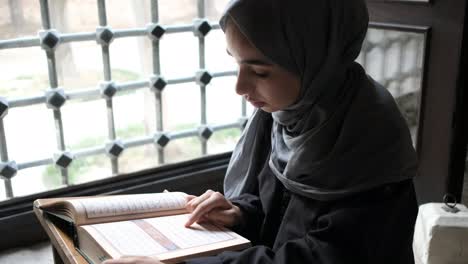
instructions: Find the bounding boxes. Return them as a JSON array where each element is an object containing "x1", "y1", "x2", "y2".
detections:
[{"x1": 184, "y1": 193, "x2": 225, "y2": 227}]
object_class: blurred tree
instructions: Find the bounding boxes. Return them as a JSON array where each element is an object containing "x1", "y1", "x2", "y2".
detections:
[
  {"x1": 8, "y1": 0, "x2": 24, "y2": 29},
  {"x1": 50, "y1": 0, "x2": 78, "y2": 83}
]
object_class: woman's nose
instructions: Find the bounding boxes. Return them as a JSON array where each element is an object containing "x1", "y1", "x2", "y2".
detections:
[{"x1": 235, "y1": 68, "x2": 252, "y2": 96}]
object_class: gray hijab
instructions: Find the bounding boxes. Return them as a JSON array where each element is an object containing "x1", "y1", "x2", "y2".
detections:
[{"x1": 221, "y1": 0, "x2": 418, "y2": 200}]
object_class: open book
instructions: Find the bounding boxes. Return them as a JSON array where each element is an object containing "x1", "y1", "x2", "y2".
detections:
[{"x1": 34, "y1": 192, "x2": 250, "y2": 264}]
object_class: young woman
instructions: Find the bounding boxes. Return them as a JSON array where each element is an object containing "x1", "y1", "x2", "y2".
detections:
[{"x1": 104, "y1": 0, "x2": 418, "y2": 263}]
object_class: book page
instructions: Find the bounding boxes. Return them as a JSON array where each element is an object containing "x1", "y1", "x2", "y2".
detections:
[
  {"x1": 82, "y1": 214, "x2": 239, "y2": 257},
  {"x1": 70, "y1": 192, "x2": 187, "y2": 219}
]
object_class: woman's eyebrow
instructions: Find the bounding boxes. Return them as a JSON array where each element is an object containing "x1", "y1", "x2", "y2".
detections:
[
  {"x1": 241, "y1": 59, "x2": 272, "y2": 66},
  {"x1": 226, "y1": 49, "x2": 272, "y2": 66}
]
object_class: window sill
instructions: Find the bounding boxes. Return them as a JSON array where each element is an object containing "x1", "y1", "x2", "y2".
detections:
[{"x1": 0, "y1": 152, "x2": 231, "y2": 250}]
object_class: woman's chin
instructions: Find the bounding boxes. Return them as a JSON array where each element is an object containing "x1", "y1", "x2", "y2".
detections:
[{"x1": 260, "y1": 105, "x2": 277, "y2": 113}]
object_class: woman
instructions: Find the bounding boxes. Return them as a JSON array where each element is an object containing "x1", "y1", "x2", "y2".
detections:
[{"x1": 104, "y1": 0, "x2": 418, "y2": 263}]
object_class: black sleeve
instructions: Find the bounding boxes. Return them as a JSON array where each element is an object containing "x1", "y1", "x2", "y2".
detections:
[
  {"x1": 184, "y1": 207, "x2": 369, "y2": 264},
  {"x1": 184, "y1": 180, "x2": 417, "y2": 264},
  {"x1": 181, "y1": 193, "x2": 265, "y2": 264},
  {"x1": 228, "y1": 193, "x2": 265, "y2": 244}
]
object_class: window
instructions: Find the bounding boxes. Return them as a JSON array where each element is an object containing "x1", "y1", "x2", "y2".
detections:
[
  {"x1": 358, "y1": 26, "x2": 426, "y2": 145},
  {"x1": 0, "y1": 0, "x2": 243, "y2": 201}
]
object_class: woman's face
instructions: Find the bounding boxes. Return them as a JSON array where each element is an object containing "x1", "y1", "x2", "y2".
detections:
[{"x1": 225, "y1": 22, "x2": 301, "y2": 113}]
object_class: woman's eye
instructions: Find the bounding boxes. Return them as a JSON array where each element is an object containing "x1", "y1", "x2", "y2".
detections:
[{"x1": 253, "y1": 71, "x2": 269, "y2": 78}]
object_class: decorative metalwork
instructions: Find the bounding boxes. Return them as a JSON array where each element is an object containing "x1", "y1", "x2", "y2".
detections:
[
  {"x1": 53, "y1": 151, "x2": 75, "y2": 169},
  {"x1": 96, "y1": 26, "x2": 115, "y2": 46},
  {"x1": 38, "y1": 30, "x2": 61, "y2": 51},
  {"x1": 154, "y1": 133, "x2": 171, "y2": 148},
  {"x1": 147, "y1": 23, "x2": 166, "y2": 41},
  {"x1": 195, "y1": 70, "x2": 213, "y2": 86},
  {"x1": 193, "y1": 19, "x2": 212, "y2": 37},
  {"x1": 105, "y1": 140, "x2": 125, "y2": 158},
  {"x1": 0, "y1": 98, "x2": 8, "y2": 119},
  {"x1": 149, "y1": 75, "x2": 167, "y2": 92},
  {"x1": 198, "y1": 126, "x2": 214, "y2": 141},
  {"x1": 0, "y1": 161, "x2": 17, "y2": 180},
  {"x1": 45, "y1": 88, "x2": 67, "y2": 109},
  {"x1": 100, "y1": 81, "x2": 118, "y2": 99}
]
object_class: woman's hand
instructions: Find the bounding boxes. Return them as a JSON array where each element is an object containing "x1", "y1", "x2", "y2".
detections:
[
  {"x1": 185, "y1": 190, "x2": 243, "y2": 228},
  {"x1": 102, "y1": 256, "x2": 162, "y2": 264}
]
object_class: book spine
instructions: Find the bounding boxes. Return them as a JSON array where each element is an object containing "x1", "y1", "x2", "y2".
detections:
[
  {"x1": 76, "y1": 247, "x2": 97, "y2": 264},
  {"x1": 44, "y1": 212, "x2": 78, "y2": 246}
]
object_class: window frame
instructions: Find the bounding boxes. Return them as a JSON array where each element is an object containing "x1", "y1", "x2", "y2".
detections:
[{"x1": 366, "y1": 0, "x2": 468, "y2": 203}]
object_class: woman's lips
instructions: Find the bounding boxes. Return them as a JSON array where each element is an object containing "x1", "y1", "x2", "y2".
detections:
[
  {"x1": 248, "y1": 100, "x2": 266, "y2": 108},
  {"x1": 244, "y1": 96, "x2": 266, "y2": 108}
]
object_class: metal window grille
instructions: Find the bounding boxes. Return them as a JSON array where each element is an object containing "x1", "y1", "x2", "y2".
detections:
[
  {"x1": 0, "y1": 0, "x2": 245, "y2": 199},
  {"x1": 0, "y1": 2, "x2": 424, "y2": 200}
]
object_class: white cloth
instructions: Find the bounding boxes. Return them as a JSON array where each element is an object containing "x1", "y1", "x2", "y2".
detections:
[{"x1": 413, "y1": 203, "x2": 468, "y2": 264}]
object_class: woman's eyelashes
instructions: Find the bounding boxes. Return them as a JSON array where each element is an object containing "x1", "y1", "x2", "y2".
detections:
[
  {"x1": 248, "y1": 67, "x2": 270, "y2": 78},
  {"x1": 253, "y1": 70, "x2": 269, "y2": 78},
  {"x1": 234, "y1": 60, "x2": 270, "y2": 79}
]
